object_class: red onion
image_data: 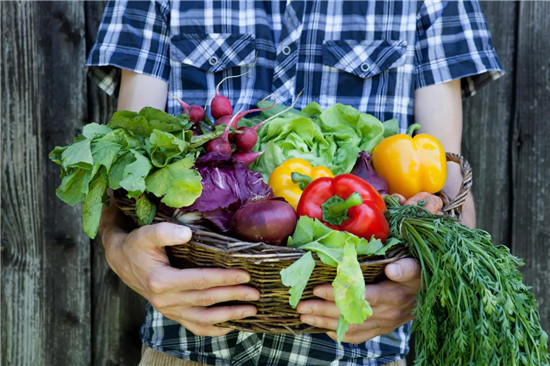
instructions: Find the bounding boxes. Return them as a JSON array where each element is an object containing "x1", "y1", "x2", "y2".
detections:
[
  {"x1": 350, "y1": 151, "x2": 390, "y2": 195},
  {"x1": 230, "y1": 198, "x2": 297, "y2": 245}
]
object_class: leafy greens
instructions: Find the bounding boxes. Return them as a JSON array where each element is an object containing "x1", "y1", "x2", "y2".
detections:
[
  {"x1": 281, "y1": 216, "x2": 395, "y2": 343},
  {"x1": 49, "y1": 107, "x2": 216, "y2": 238},
  {"x1": 251, "y1": 101, "x2": 398, "y2": 179}
]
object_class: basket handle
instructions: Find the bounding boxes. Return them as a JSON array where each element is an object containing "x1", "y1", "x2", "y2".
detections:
[{"x1": 439, "y1": 152, "x2": 473, "y2": 220}]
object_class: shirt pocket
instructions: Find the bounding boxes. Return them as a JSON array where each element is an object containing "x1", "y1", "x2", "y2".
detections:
[
  {"x1": 170, "y1": 33, "x2": 256, "y2": 72},
  {"x1": 322, "y1": 39, "x2": 407, "y2": 79}
]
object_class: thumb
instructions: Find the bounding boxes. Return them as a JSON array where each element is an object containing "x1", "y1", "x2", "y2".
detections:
[
  {"x1": 137, "y1": 222, "x2": 193, "y2": 248},
  {"x1": 385, "y1": 258, "x2": 421, "y2": 283}
]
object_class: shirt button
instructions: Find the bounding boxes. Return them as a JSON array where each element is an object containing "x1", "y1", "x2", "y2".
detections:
[
  {"x1": 360, "y1": 63, "x2": 369, "y2": 72},
  {"x1": 282, "y1": 46, "x2": 292, "y2": 56},
  {"x1": 209, "y1": 56, "x2": 219, "y2": 66}
]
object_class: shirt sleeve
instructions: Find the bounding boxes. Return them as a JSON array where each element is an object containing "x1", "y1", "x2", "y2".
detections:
[
  {"x1": 414, "y1": 0, "x2": 504, "y2": 97},
  {"x1": 85, "y1": 0, "x2": 171, "y2": 96}
]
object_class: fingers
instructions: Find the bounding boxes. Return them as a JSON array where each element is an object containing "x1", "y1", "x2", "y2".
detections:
[
  {"x1": 385, "y1": 258, "x2": 421, "y2": 285},
  {"x1": 391, "y1": 193, "x2": 406, "y2": 205},
  {"x1": 135, "y1": 222, "x2": 192, "y2": 249},
  {"x1": 404, "y1": 192, "x2": 443, "y2": 214},
  {"x1": 297, "y1": 299, "x2": 340, "y2": 319},
  {"x1": 150, "y1": 285, "x2": 260, "y2": 309},
  {"x1": 163, "y1": 304, "x2": 257, "y2": 336}
]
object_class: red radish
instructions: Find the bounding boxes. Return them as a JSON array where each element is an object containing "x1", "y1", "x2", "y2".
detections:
[
  {"x1": 233, "y1": 151, "x2": 263, "y2": 166},
  {"x1": 215, "y1": 114, "x2": 233, "y2": 126},
  {"x1": 211, "y1": 94, "x2": 233, "y2": 120},
  {"x1": 168, "y1": 92, "x2": 205, "y2": 124},
  {"x1": 210, "y1": 57, "x2": 258, "y2": 119},
  {"x1": 205, "y1": 108, "x2": 243, "y2": 154}
]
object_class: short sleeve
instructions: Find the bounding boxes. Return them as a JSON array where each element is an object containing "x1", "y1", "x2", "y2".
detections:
[
  {"x1": 85, "y1": 0, "x2": 171, "y2": 96},
  {"x1": 415, "y1": 0, "x2": 504, "y2": 97}
]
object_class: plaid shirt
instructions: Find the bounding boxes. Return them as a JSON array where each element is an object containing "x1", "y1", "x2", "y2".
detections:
[{"x1": 87, "y1": 1, "x2": 503, "y2": 365}]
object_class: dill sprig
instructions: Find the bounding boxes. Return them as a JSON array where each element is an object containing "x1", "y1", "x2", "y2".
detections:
[{"x1": 385, "y1": 196, "x2": 549, "y2": 365}]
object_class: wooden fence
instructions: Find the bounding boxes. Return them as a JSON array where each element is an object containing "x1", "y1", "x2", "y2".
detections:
[{"x1": 2, "y1": 1, "x2": 549, "y2": 365}]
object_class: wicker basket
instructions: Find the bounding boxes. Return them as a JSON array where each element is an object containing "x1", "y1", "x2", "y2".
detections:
[{"x1": 114, "y1": 152, "x2": 471, "y2": 335}]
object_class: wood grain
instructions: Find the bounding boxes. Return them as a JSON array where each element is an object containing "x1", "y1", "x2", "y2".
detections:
[
  {"x1": 462, "y1": 1, "x2": 516, "y2": 247},
  {"x1": 1, "y1": 2, "x2": 91, "y2": 365},
  {"x1": 512, "y1": 0, "x2": 550, "y2": 342}
]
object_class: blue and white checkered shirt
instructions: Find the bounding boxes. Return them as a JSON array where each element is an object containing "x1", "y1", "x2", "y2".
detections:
[{"x1": 87, "y1": 1, "x2": 503, "y2": 365}]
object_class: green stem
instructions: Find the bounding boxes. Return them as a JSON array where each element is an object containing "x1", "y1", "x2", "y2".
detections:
[
  {"x1": 291, "y1": 172, "x2": 313, "y2": 191},
  {"x1": 406, "y1": 123, "x2": 422, "y2": 137},
  {"x1": 327, "y1": 192, "x2": 362, "y2": 217}
]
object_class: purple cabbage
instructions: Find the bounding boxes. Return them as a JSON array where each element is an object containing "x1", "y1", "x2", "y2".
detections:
[{"x1": 174, "y1": 152, "x2": 273, "y2": 231}]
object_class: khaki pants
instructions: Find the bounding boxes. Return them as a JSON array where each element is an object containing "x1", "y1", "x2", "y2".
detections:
[{"x1": 139, "y1": 345, "x2": 407, "y2": 366}]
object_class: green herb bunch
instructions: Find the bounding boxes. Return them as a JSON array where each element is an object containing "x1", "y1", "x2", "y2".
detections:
[
  {"x1": 385, "y1": 196, "x2": 549, "y2": 365},
  {"x1": 49, "y1": 107, "x2": 223, "y2": 238}
]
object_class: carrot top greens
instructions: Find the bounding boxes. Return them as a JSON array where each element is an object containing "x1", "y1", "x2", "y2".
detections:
[{"x1": 385, "y1": 196, "x2": 549, "y2": 365}]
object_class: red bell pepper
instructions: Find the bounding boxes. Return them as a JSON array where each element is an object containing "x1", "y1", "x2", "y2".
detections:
[{"x1": 296, "y1": 174, "x2": 389, "y2": 241}]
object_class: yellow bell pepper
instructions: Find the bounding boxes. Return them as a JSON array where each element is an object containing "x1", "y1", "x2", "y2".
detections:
[
  {"x1": 371, "y1": 123, "x2": 447, "y2": 199},
  {"x1": 268, "y1": 158, "x2": 334, "y2": 210}
]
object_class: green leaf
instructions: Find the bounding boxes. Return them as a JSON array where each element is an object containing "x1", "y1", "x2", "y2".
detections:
[
  {"x1": 108, "y1": 151, "x2": 134, "y2": 190},
  {"x1": 149, "y1": 130, "x2": 189, "y2": 168},
  {"x1": 145, "y1": 155, "x2": 202, "y2": 208},
  {"x1": 82, "y1": 123, "x2": 112, "y2": 139},
  {"x1": 150, "y1": 130, "x2": 187, "y2": 151},
  {"x1": 382, "y1": 118, "x2": 399, "y2": 138},
  {"x1": 104, "y1": 128, "x2": 141, "y2": 149},
  {"x1": 136, "y1": 194, "x2": 157, "y2": 226},
  {"x1": 280, "y1": 251, "x2": 316, "y2": 308},
  {"x1": 81, "y1": 174, "x2": 107, "y2": 238},
  {"x1": 56, "y1": 168, "x2": 94, "y2": 206},
  {"x1": 108, "y1": 110, "x2": 152, "y2": 137},
  {"x1": 297, "y1": 242, "x2": 342, "y2": 267},
  {"x1": 49, "y1": 146, "x2": 67, "y2": 165},
  {"x1": 61, "y1": 138, "x2": 93, "y2": 170},
  {"x1": 139, "y1": 107, "x2": 187, "y2": 132},
  {"x1": 333, "y1": 243, "x2": 372, "y2": 325},
  {"x1": 91, "y1": 137, "x2": 122, "y2": 172},
  {"x1": 119, "y1": 150, "x2": 152, "y2": 198},
  {"x1": 336, "y1": 316, "x2": 349, "y2": 347}
]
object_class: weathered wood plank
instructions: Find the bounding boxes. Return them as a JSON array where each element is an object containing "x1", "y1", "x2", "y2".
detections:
[
  {"x1": 512, "y1": 0, "x2": 550, "y2": 340},
  {"x1": 1, "y1": 4, "x2": 46, "y2": 364},
  {"x1": 1, "y1": 2, "x2": 91, "y2": 365},
  {"x1": 38, "y1": 2, "x2": 92, "y2": 365},
  {"x1": 462, "y1": 1, "x2": 516, "y2": 246},
  {"x1": 85, "y1": 3, "x2": 146, "y2": 365}
]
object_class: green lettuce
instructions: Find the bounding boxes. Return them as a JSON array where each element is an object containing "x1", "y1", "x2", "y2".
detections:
[
  {"x1": 282, "y1": 216, "x2": 394, "y2": 343},
  {"x1": 252, "y1": 102, "x2": 388, "y2": 179}
]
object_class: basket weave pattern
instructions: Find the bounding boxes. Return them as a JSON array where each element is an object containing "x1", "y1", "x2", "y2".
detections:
[{"x1": 114, "y1": 152, "x2": 471, "y2": 334}]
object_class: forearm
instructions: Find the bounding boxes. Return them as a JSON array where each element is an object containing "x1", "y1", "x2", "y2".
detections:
[
  {"x1": 99, "y1": 70, "x2": 170, "y2": 247},
  {"x1": 414, "y1": 79, "x2": 475, "y2": 228}
]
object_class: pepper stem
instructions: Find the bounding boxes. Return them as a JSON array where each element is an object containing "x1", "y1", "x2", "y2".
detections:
[
  {"x1": 406, "y1": 123, "x2": 422, "y2": 137},
  {"x1": 328, "y1": 192, "x2": 362, "y2": 218},
  {"x1": 291, "y1": 172, "x2": 313, "y2": 191}
]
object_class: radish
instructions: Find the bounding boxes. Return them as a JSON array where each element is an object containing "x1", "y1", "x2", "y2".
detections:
[
  {"x1": 233, "y1": 151, "x2": 263, "y2": 166},
  {"x1": 215, "y1": 114, "x2": 233, "y2": 126},
  {"x1": 168, "y1": 92, "x2": 205, "y2": 124},
  {"x1": 205, "y1": 108, "x2": 243, "y2": 155},
  {"x1": 210, "y1": 57, "x2": 258, "y2": 119}
]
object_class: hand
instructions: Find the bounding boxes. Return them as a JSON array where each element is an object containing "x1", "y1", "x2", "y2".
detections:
[
  {"x1": 296, "y1": 192, "x2": 442, "y2": 344},
  {"x1": 392, "y1": 192, "x2": 443, "y2": 214},
  {"x1": 99, "y1": 203, "x2": 260, "y2": 337},
  {"x1": 297, "y1": 258, "x2": 420, "y2": 344}
]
